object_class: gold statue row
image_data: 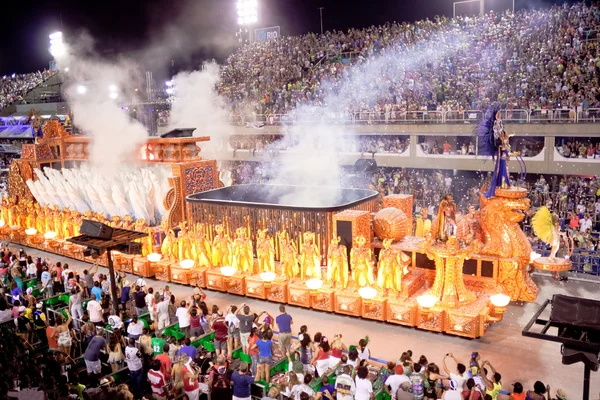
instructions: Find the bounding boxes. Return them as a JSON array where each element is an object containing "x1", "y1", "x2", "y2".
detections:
[
  {"x1": 160, "y1": 223, "x2": 411, "y2": 294},
  {"x1": 1, "y1": 199, "x2": 154, "y2": 255}
]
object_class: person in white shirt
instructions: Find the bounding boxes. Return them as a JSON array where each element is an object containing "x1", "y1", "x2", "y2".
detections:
[
  {"x1": 26, "y1": 257, "x2": 37, "y2": 278},
  {"x1": 225, "y1": 305, "x2": 241, "y2": 353},
  {"x1": 86, "y1": 299, "x2": 103, "y2": 326},
  {"x1": 442, "y1": 353, "x2": 467, "y2": 390},
  {"x1": 127, "y1": 315, "x2": 144, "y2": 339},
  {"x1": 442, "y1": 380, "x2": 462, "y2": 400},
  {"x1": 157, "y1": 296, "x2": 170, "y2": 333},
  {"x1": 580, "y1": 215, "x2": 593, "y2": 233},
  {"x1": 335, "y1": 366, "x2": 356, "y2": 400},
  {"x1": 125, "y1": 338, "x2": 144, "y2": 397},
  {"x1": 145, "y1": 288, "x2": 156, "y2": 321},
  {"x1": 384, "y1": 365, "x2": 410, "y2": 399},
  {"x1": 176, "y1": 301, "x2": 191, "y2": 336},
  {"x1": 357, "y1": 339, "x2": 370, "y2": 361},
  {"x1": 355, "y1": 366, "x2": 373, "y2": 400},
  {"x1": 291, "y1": 375, "x2": 316, "y2": 400}
]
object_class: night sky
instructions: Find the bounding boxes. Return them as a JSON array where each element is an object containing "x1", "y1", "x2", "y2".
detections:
[{"x1": 0, "y1": 0, "x2": 574, "y2": 76}]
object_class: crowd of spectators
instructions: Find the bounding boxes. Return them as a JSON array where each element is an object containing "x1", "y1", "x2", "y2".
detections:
[
  {"x1": 218, "y1": 3, "x2": 600, "y2": 120},
  {"x1": 0, "y1": 243, "x2": 572, "y2": 400},
  {"x1": 0, "y1": 71, "x2": 53, "y2": 111},
  {"x1": 229, "y1": 135, "x2": 410, "y2": 156},
  {"x1": 556, "y1": 138, "x2": 600, "y2": 158}
]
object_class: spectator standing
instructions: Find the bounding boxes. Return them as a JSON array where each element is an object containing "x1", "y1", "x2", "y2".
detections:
[
  {"x1": 91, "y1": 282, "x2": 103, "y2": 302},
  {"x1": 232, "y1": 361, "x2": 255, "y2": 400},
  {"x1": 176, "y1": 301, "x2": 191, "y2": 337},
  {"x1": 84, "y1": 333, "x2": 106, "y2": 377},
  {"x1": 212, "y1": 310, "x2": 229, "y2": 357},
  {"x1": 127, "y1": 315, "x2": 144, "y2": 340},
  {"x1": 355, "y1": 366, "x2": 374, "y2": 400},
  {"x1": 120, "y1": 280, "x2": 131, "y2": 313},
  {"x1": 178, "y1": 338, "x2": 198, "y2": 359},
  {"x1": 254, "y1": 330, "x2": 274, "y2": 383},
  {"x1": 156, "y1": 295, "x2": 170, "y2": 333},
  {"x1": 248, "y1": 327, "x2": 260, "y2": 377},
  {"x1": 189, "y1": 307, "x2": 204, "y2": 338},
  {"x1": 148, "y1": 359, "x2": 168, "y2": 400},
  {"x1": 208, "y1": 355, "x2": 231, "y2": 400},
  {"x1": 86, "y1": 297, "x2": 104, "y2": 326},
  {"x1": 276, "y1": 304, "x2": 293, "y2": 356},
  {"x1": 69, "y1": 283, "x2": 84, "y2": 329},
  {"x1": 125, "y1": 338, "x2": 144, "y2": 398},
  {"x1": 225, "y1": 305, "x2": 241, "y2": 355},
  {"x1": 385, "y1": 365, "x2": 410, "y2": 398},
  {"x1": 132, "y1": 286, "x2": 147, "y2": 316},
  {"x1": 237, "y1": 303, "x2": 255, "y2": 354},
  {"x1": 315, "y1": 375, "x2": 337, "y2": 400},
  {"x1": 335, "y1": 365, "x2": 356, "y2": 400},
  {"x1": 155, "y1": 344, "x2": 172, "y2": 380}
]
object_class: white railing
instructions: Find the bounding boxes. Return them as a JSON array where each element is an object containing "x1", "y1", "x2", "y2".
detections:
[{"x1": 226, "y1": 108, "x2": 588, "y2": 125}]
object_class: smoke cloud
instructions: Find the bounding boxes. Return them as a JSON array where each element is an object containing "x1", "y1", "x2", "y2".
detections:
[{"x1": 169, "y1": 63, "x2": 232, "y2": 157}]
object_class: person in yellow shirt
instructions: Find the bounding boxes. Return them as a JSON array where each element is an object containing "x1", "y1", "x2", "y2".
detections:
[
  {"x1": 480, "y1": 360, "x2": 502, "y2": 400},
  {"x1": 422, "y1": 208, "x2": 432, "y2": 237},
  {"x1": 414, "y1": 211, "x2": 424, "y2": 237}
]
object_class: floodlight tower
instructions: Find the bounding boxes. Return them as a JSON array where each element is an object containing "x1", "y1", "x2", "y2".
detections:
[
  {"x1": 49, "y1": 31, "x2": 66, "y2": 58},
  {"x1": 236, "y1": 0, "x2": 258, "y2": 46}
]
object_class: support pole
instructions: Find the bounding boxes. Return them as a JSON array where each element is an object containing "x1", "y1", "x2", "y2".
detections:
[
  {"x1": 106, "y1": 249, "x2": 120, "y2": 316},
  {"x1": 583, "y1": 364, "x2": 590, "y2": 400}
]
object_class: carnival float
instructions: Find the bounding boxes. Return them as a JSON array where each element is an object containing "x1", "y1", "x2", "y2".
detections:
[{"x1": 0, "y1": 109, "x2": 573, "y2": 338}]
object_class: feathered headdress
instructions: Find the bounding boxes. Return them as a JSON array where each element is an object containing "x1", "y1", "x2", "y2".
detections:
[
  {"x1": 474, "y1": 104, "x2": 502, "y2": 158},
  {"x1": 531, "y1": 206, "x2": 554, "y2": 245}
]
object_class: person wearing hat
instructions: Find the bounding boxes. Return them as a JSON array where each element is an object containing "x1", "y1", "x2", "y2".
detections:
[
  {"x1": 23, "y1": 287, "x2": 36, "y2": 308},
  {"x1": 32, "y1": 302, "x2": 48, "y2": 345},
  {"x1": 385, "y1": 365, "x2": 410, "y2": 399},
  {"x1": 555, "y1": 388, "x2": 567, "y2": 400}
]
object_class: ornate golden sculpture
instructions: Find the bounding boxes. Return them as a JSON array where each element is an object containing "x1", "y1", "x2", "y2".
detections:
[
  {"x1": 299, "y1": 232, "x2": 321, "y2": 280},
  {"x1": 424, "y1": 235, "x2": 480, "y2": 308},
  {"x1": 326, "y1": 237, "x2": 349, "y2": 288},
  {"x1": 192, "y1": 224, "x2": 212, "y2": 268},
  {"x1": 377, "y1": 238, "x2": 410, "y2": 294},
  {"x1": 478, "y1": 189, "x2": 538, "y2": 301},
  {"x1": 256, "y1": 229, "x2": 275, "y2": 273},
  {"x1": 350, "y1": 235, "x2": 374, "y2": 287},
  {"x1": 71, "y1": 210, "x2": 82, "y2": 237},
  {"x1": 231, "y1": 227, "x2": 254, "y2": 273},
  {"x1": 122, "y1": 214, "x2": 134, "y2": 230},
  {"x1": 212, "y1": 224, "x2": 232, "y2": 268},
  {"x1": 111, "y1": 215, "x2": 122, "y2": 228},
  {"x1": 278, "y1": 230, "x2": 298, "y2": 280},
  {"x1": 52, "y1": 205, "x2": 63, "y2": 238}
]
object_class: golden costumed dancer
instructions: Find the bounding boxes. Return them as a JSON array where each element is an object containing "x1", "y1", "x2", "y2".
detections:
[
  {"x1": 231, "y1": 227, "x2": 254, "y2": 273},
  {"x1": 299, "y1": 232, "x2": 321, "y2": 280},
  {"x1": 532, "y1": 206, "x2": 567, "y2": 262},
  {"x1": 377, "y1": 238, "x2": 411, "y2": 294},
  {"x1": 212, "y1": 224, "x2": 232, "y2": 268},
  {"x1": 192, "y1": 224, "x2": 212, "y2": 268},
  {"x1": 350, "y1": 235, "x2": 374, "y2": 287},
  {"x1": 278, "y1": 230, "x2": 299, "y2": 280},
  {"x1": 326, "y1": 237, "x2": 349, "y2": 288},
  {"x1": 256, "y1": 229, "x2": 275, "y2": 273}
]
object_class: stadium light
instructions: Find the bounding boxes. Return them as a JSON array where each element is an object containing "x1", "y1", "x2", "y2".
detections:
[
  {"x1": 76, "y1": 85, "x2": 87, "y2": 95},
  {"x1": 108, "y1": 84, "x2": 118, "y2": 92},
  {"x1": 49, "y1": 31, "x2": 66, "y2": 57},
  {"x1": 109, "y1": 92, "x2": 118, "y2": 99},
  {"x1": 237, "y1": 0, "x2": 258, "y2": 25}
]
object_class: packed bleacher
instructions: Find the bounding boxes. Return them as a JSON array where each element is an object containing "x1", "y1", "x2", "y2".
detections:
[
  {"x1": 0, "y1": 244, "x2": 571, "y2": 400},
  {"x1": 0, "y1": 71, "x2": 54, "y2": 111},
  {"x1": 218, "y1": 3, "x2": 600, "y2": 123}
]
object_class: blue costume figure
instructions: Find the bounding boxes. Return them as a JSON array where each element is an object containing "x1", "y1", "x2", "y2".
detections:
[{"x1": 476, "y1": 106, "x2": 512, "y2": 198}]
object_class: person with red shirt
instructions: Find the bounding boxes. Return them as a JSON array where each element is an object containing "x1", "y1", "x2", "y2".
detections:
[
  {"x1": 248, "y1": 327, "x2": 260, "y2": 377},
  {"x1": 212, "y1": 310, "x2": 229, "y2": 357},
  {"x1": 148, "y1": 359, "x2": 168, "y2": 400},
  {"x1": 183, "y1": 356, "x2": 200, "y2": 400},
  {"x1": 155, "y1": 343, "x2": 172, "y2": 380}
]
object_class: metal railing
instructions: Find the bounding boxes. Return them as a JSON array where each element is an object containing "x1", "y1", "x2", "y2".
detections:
[{"x1": 228, "y1": 108, "x2": 592, "y2": 125}]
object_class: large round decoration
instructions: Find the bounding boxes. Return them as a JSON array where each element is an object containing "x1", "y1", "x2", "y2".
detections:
[{"x1": 373, "y1": 207, "x2": 408, "y2": 241}]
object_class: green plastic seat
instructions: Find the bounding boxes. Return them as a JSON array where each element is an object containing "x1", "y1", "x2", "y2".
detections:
[
  {"x1": 45, "y1": 297, "x2": 59, "y2": 306},
  {"x1": 171, "y1": 330, "x2": 185, "y2": 341},
  {"x1": 26, "y1": 279, "x2": 38, "y2": 288},
  {"x1": 141, "y1": 319, "x2": 149, "y2": 329},
  {"x1": 239, "y1": 352, "x2": 252, "y2": 364},
  {"x1": 232, "y1": 348, "x2": 243, "y2": 359},
  {"x1": 58, "y1": 294, "x2": 70, "y2": 304},
  {"x1": 202, "y1": 341, "x2": 215, "y2": 352}
]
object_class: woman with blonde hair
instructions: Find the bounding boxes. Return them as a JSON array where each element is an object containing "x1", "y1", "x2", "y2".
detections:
[
  {"x1": 171, "y1": 356, "x2": 186, "y2": 397},
  {"x1": 330, "y1": 333, "x2": 348, "y2": 368},
  {"x1": 53, "y1": 310, "x2": 73, "y2": 357}
]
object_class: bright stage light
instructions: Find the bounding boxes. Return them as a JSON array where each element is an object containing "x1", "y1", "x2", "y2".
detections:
[
  {"x1": 237, "y1": 0, "x2": 258, "y2": 25},
  {"x1": 49, "y1": 31, "x2": 66, "y2": 57},
  {"x1": 260, "y1": 271, "x2": 276, "y2": 282},
  {"x1": 166, "y1": 88, "x2": 174, "y2": 95},
  {"x1": 109, "y1": 92, "x2": 118, "y2": 99},
  {"x1": 108, "y1": 84, "x2": 118, "y2": 92},
  {"x1": 25, "y1": 228, "x2": 38, "y2": 236},
  {"x1": 416, "y1": 294, "x2": 437, "y2": 309},
  {"x1": 165, "y1": 81, "x2": 173, "y2": 87},
  {"x1": 358, "y1": 286, "x2": 378, "y2": 300},
  {"x1": 220, "y1": 266, "x2": 236, "y2": 277},
  {"x1": 44, "y1": 231, "x2": 57, "y2": 239},
  {"x1": 490, "y1": 293, "x2": 511, "y2": 308},
  {"x1": 147, "y1": 253, "x2": 162, "y2": 262},
  {"x1": 64, "y1": 67, "x2": 69, "y2": 72},
  {"x1": 305, "y1": 278, "x2": 323, "y2": 291},
  {"x1": 180, "y1": 259, "x2": 195, "y2": 269},
  {"x1": 76, "y1": 85, "x2": 87, "y2": 95}
]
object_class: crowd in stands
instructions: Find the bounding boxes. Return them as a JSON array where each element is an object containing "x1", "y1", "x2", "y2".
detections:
[
  {"x1": 229, "y1": 135, "x2": 410, "y2": 156},
  {"x1": 0, "y1": 71, "x2": 54, "y2": 111},
  {"x1": 218, "y1": 3, "x2": 600, "y2": 120},
  {"x1": 556, "y1": 138, "x2": 600, "y2": 158},
  {"x1": 0, "y1": 244, "x2": 571, "y2": 400}
]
